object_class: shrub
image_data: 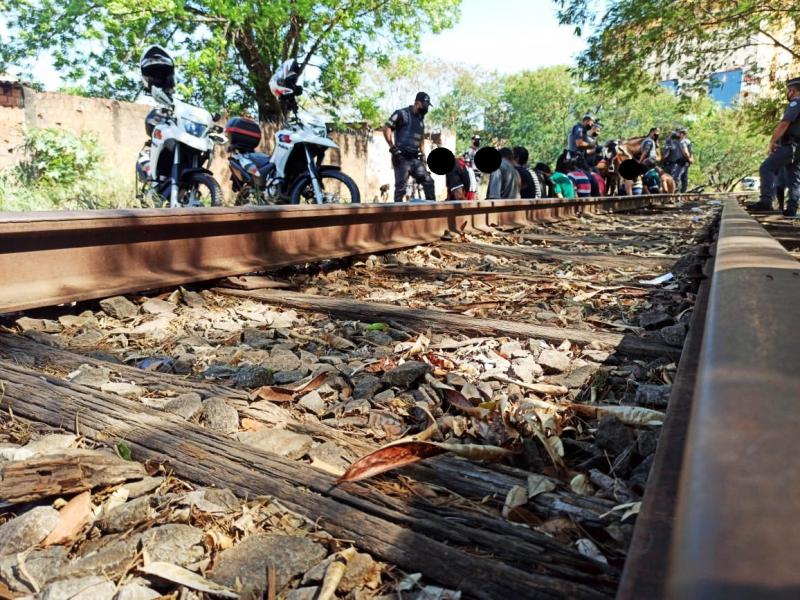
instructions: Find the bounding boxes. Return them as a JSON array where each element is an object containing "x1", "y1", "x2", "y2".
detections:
[
  {"x1": 0, "y1": 128, "x2": 136, "y2": 211},
  {"x1": 17, "y1": 127, "x2": 103, "y2": 187}
]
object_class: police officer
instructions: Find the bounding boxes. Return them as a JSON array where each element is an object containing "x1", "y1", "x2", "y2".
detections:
[
  {"x1": 567, "y1": 114, "x2": 598, "y2": 163},
  {"x1": 662, "y1": 131, "x2": 679, "y2": 175},
  {"x1": 638, "y1": 127, "x2": 660, "y2": 169},
  {"x1": 670, "y1": 127, "x2": 693, "y2": 193},
  {"x1": 753, "y1": 77, "x2": 800, "y2": 216},
  {"x1": 383, "y1": 92, "x2": 435, "y2": 202}
]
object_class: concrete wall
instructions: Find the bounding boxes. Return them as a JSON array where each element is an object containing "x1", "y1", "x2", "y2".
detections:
[{"x1": 0, "y1": 85, "x2": 453, "y2": 203}]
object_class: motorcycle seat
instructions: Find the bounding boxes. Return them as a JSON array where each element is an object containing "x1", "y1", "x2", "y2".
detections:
[{"x1": 243, "y1": 152, "x2": 271, "y2": 170}]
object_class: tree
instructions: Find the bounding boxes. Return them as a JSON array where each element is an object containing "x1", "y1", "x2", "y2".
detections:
[
  {"x1": 0, "y1": 0, "x2": 461, "y2": 120},
  {"x1": 429, "y1": 70, "x2": 502, "y2": 153},
  {"x1": 553, "y1": 0, "x2": 800, "y2": 95},
  {"x1": 689, "y1": 100, "x2": 766, "y2": 191},
  {"x1": 469, "y1": 63, "x2": 766, "y2": 188},
  {"x1": 484, "y1": 66, "x2": 588, "y2": 165}
]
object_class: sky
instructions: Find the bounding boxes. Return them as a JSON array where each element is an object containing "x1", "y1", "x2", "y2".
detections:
[
  {"x1": 3, "y1": 0, "x2": 586, "y2": 91},
  {"x1": 420, "y1": 0, "x2": 587, "y2": 74}
]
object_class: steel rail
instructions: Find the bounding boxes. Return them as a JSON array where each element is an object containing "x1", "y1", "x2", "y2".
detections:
[
  {"x1": 0, "y1": 196, "x2": 657, "y2": 315},
  {"x1": 668, "y1": 198, "x2": 800, "y2": 599},
  {"x1": 0, "y1": 193, "x2": 753, "y2": 315},
  {"x1": 620, "y1": 197, "x2": 800, "y2": 599}
]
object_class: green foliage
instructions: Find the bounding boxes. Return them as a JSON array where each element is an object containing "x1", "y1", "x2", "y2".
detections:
[
  {"x1": 430, "y1": 72, "x2": 501, "y2": 154},
  {"x1": 1, "y1": 0, "x2": 462, "y2": 120},
  {"x1": 0, "y1": 128, "x2": 135, "y2": 211},
  {"x1": 688, "y1": 99, "x2": 766, "y2": 191},
  {"x1": 442, "y1": 64, "x2": 767, "y2": 190},
  {"x1": 17, "y1": 128, "x2": 102, "y2": 187},
  {"x1": 554, "y1": 0, "x2": 800, "y2": 95},
  {"x1": 116, "y1": 441, "x2": 132, "y2": 461},
  {"x1": 484, "y1": 66, "x2": 584, "y2": 165}
]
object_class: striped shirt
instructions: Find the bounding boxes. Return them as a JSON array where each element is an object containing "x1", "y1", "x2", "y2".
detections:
[{"x1": 567, "y1": 170, "x2": 592, "y2": 197}]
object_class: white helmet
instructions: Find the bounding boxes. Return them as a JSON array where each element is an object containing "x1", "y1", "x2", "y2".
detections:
[{"x1": 269, "y1": 59, "x2": 300, "y2": 99}]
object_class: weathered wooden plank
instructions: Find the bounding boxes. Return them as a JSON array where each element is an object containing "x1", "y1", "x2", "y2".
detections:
[
  {"x1": 215, "y1": 288, "x2": 681, "y2": 360},
  {"x1": 439, "y1": 242, "x2": 676, "y2": 269},
  {"x1": 0, "y1": 450, "x2": 146, "y2": 503},
  {"x1": 379, "y1": 264, "x2": 650, "y2": 289},
  {"x1": 0, "y1": 359, "x2": 615, "y2": 599},
  {"x1": 0, "y1": 334, "x2": 616, "y2": 526}
]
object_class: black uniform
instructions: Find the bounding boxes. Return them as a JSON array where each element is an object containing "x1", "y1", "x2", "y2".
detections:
[
  {"x1": 758, "y1": 94, "x2": 800, "y2": 213},
  {"x1": 386, "y1": 106, "x2": 435, "y2": 202}
]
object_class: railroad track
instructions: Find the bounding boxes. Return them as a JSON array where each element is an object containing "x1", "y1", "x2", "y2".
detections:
[{"x1": 1, "y1": 192, "x2": 790, "y2": 600}]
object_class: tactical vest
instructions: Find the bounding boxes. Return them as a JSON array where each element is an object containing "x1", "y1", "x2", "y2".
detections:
[
  {"x1": 394, "y1": 107, "x2": 425, "y2": 154},
  {"x1": 789, "y1": 116, "x2": 800, "y2": 141}
]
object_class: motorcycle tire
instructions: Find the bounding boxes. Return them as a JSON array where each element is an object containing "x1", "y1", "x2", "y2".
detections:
[
  {"x1": 289, "y1": 170, "x2": 360, "y2": 205},
  {"x1": 181, "y1": 172, "x2": 223, "y2": 207}
]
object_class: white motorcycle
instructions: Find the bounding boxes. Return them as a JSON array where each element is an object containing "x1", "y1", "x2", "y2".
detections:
[
  {"x1": 135, "y1": 46, "x2": 226, "y2": 208},
  {"x1": 226, "y1": 59, "x2": 360, "y2": 205}
]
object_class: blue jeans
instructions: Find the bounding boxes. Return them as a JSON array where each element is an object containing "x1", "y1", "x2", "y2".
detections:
[
  {"x1": 670, "y1": 162, "x2": 689, "y2": 192},
  {"x1": 759, "y1": 144, "x2": 800, "y2": 211}
]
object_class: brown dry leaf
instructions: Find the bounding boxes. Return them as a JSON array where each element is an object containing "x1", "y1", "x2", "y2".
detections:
[
  {"x1": 43, "y1": 490, "x2": 93, "y2": 546},
  {"x1": 251, "y1": 387, "x2": 293, "y2": 403},
  {"x1": 444, "y1": 389, "x2": 487, "y2": 418},
  {"x1": 291, "y1": 372, "x2": 331, "y2": 395},
  {"x1": 501, "y1": 485, "x2": 528, "y2": 519},
  {"x1": 241, "y1": 418, "x2": 266, "y2": 432},
  {"x1": 338, "y1": 438, "x2": 514, "y2": 484},
  {"x1": 365, "y1": 356, "x2": 398, "y2": 373},
  {"x1": 570, "y1": 473, "x2": 593, "y2": 495},
  {"x1": 527, "y1": 474, "x2": 557, "y2": 498},
  {"x1": 250, "y1": 373, "x2": 331, "y2": 403}
]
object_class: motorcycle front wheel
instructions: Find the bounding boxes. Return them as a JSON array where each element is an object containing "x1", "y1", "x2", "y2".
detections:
[
  {"x1": 179, "y1": 172, "x2": 223, "y2": 207},
  {"x1": 289, "y1": 171, "x2": 360, "y2": 205}
]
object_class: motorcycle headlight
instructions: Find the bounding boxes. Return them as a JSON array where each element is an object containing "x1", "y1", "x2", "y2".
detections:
[{"x1": 183, "y1": 120, "x2": 207, "y2": 137}]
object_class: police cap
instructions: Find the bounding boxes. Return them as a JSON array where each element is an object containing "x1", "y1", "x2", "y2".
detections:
[
  {"x1": 787, "y1": 77, "x2": 800, "y2": 89},
  {"x1": 415, "y1": 91, "x2": 432, "y2": 106}
]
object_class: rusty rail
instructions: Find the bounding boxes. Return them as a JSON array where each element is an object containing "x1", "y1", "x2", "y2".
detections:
[
  {"x1": 0, "y1": 193, "x2": 755, "y2": 315},
  {"x1": 0, "y1": 196, "x2": 658, "y2": 314},
  {"x1": 620, "y1": 197, "x2": 800, "y2": 599}
]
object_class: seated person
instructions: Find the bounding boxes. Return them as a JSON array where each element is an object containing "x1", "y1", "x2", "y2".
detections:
[
  {"x1": 534, "y1": 163, "x2": 555, "y2": 197},
  {"x1": 445, "y1": 155, "x2": 477, "y2": 200},
  {"x1": 550, "y1": 168, "x2": 575, "y2": 199},
  {"x1": 566, "y1": 160, "x2": 592, "y2": 198},
  {"x1": 643, "y1": 168, "x2": 661, "y2": 194}
]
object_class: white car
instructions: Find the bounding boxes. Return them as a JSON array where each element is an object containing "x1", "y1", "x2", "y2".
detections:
[{"x1": 741, "y1": 176, "x2": 759, "y2": 191}]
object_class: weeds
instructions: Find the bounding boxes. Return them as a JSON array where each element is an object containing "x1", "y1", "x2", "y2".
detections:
[{"x1": 0, "y1": 127, "x2": 137, "y2": 211}]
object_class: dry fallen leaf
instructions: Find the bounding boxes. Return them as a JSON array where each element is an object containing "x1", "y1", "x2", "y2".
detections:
[
  {"x1": 250, "y1": 373, "x2": 331, "y2": 403},
  {"x1": 338, "y1": 439, "x2": 514, "y2": 483},
  {"x1": 318, "y1": 547, "x2": 357, "y2": 600},
  {"x1": 571, "y1": 404, "x2": 665, "y2": 426},
  {"x1": 139, "y1": 562, "x2": 238, "y2": 598},
  {"x1": 527, "y1": 474, "x2": 557, "y2": 498},
  {"x1": 43, "y1": 491, "x2": 93, "y2": 546},
  {"x1": 444, "y1": 389, "x2": 488, "y2": 418},
  {"x1": 502, "y1": 485, "x2": 529, "y2": 519}
]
